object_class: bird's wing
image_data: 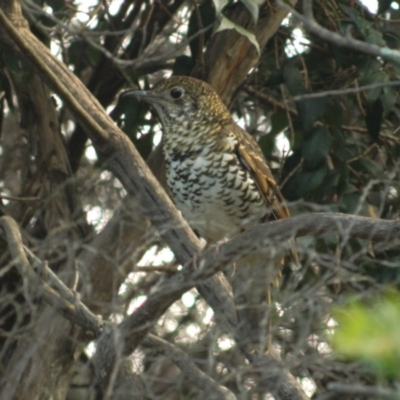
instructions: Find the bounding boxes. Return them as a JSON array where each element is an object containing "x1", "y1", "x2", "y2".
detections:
[
  {"x1": 230, "y1": 124, "x2": 290, "y2": 221},
  {"x1": 230, "y1": 124, "x2": 300, "y2": 267}
]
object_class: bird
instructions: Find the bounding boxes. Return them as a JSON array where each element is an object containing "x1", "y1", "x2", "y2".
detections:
[{"x1": 125, "y1": 76, "x2": 297, "y2": 350}]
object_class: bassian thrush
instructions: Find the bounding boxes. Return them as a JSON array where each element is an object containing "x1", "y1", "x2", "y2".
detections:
[{"x1": 126, "y1": 76, "x2": 298, "y2": 349}]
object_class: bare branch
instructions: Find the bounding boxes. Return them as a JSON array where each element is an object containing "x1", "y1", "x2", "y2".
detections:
[
  {"x1": 6, "y1": 210, "x2": 396, "y2": 399},
  {"x1": 120, "y1": 211, "x2": 400, "y2": 353},
  {"x1": 293, "y1": 80, "x2": 400, "y2": 101},
  {"x1": 94, "y1": 212, "x2": 400, "y2": 398},
  {"x1": 199, "y1": 1, "x2": 299, "y2": 104},
  {"x1": 276, "y1": 0, "x2": 400, "y2": 64},
  {"x1": 327, "y1": 382, "x2": 400, "y2": 398},
  {"x1": 0, "y1": 216, "x2": 103, "y2": 336},
  {"x1": 142, "y1": 335, "x2": 237, "y2": 400},
  {"x1": 0, "y1": 0, "x2": 237, "y2": 335}
]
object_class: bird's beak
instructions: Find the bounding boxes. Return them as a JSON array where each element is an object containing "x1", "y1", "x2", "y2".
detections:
[{"x1": 121, "y1": 89, "x2": 163, "y2": 105}]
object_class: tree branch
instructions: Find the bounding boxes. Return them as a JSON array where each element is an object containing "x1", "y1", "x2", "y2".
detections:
[
  {"x1": 0, "y1": 0, "x2": 237, "y2": 335},
  {"x1": 199, "y1": 0, "x2": 298, "y2": 105},
  {"x1": 327, "y1": 382, "x2": 400, "y2": 398},
  {"x1": 0, "y1": 216, "x2": 103, "y2": 336},
  {"x1": 276, "y1": 0, "x2": 400, "y2": 64},
  {"x1": 292, "y1": 80, "x2": 400, "y2": 101},
  {"x1": 0, "y1": 215, "x2": 236, "y2": 399},
  {"x1": 4, "y1": 211, "x2": 396, "y2": 399},
  {"x1": 141, "y1": 335, "x2": 237, "y2": 400}
]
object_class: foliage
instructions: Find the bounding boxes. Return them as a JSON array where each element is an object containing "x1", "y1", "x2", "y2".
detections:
[
  {"x1": 333, "y1": 291, "x2": 400, "y2": 379},
  {"x1": 1, "y1": 0, "x2": 400, "y2": 399}
]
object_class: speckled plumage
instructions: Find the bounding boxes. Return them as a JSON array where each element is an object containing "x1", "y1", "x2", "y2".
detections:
[
  {"x1": 130, "y1": 76, "x2": 291, "y2": 244},
  {"x1": 128, "y1": 76, "x2": 297, "y2": 348}
]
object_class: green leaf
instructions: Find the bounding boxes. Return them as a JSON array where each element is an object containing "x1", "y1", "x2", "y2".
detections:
[
  {"x1": 301, "y1": 127, "x2": 332, "y2": 169},
  {"x1": 283, "y1": 64, "x2": 329, "y2": 132},
  {"x1": 340, "y1": 5, "x2": 386, "y2": 46},
  {"x1": 283, "y1": 64, "x2": 304, "y2": 96},
  {"x1": 339, "y1": 4, "x2": 360, "y2": 19},
  {"x1": 322, "y1": 101, "x2": 343, "y2": 128},
  {"x1": 360, "y1": 62, "x2": 386, "y2": 104},
  {"x1": 269, "y1": 112, "x2": 289, "y2": 137},
  {"x1": 382, "y1": 85, "x2": 397, "y2": 115},
  {"x1": 258, "y1": 133, "x2": 275, "y2": 158},
  {"x1": 383, "y1": 29, "x2": 400, "y2": 49},
  {"x1": 365, "y1": 76, "x2": 384, "y2": 103},
  {"x1": 296, "y1": 98, "x2": 329, "y2": 133},
  {"x1": 340, "y1": 5, "x2": 372, "y2": 33},
  {"x1": 216, "y1": 16, "x2": 260, "y2": 54},
  {"x1": 357, "y1": 157, "x2": 383, "y2": 176},
  {"x1": 365, "y1": 99, "x2": 383, "y2": 141},
  {"x1": 365, "y1": 29, "x2": 386, "y2": 47},
  {"x1": 286, "y1": 166, "x2": 328, "y2": 199},
  {"x1": 339, "y1": 192, "x2": 361, "y2": 214},
  {"x1": 332, "y1": 293, "x2": 400, "y2": 378}
]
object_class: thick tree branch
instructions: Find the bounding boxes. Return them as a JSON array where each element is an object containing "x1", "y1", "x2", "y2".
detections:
[
  {"x1": 0, "y1": 215, "x2": 235, "y2": 400},
  {"x1": 0, "y1": 0, "x2": 186, "y2": 254},
  {"x1": 4, "y1": 210, "x2": 396, "y2": 399},
  {"x1": 232, "y1": 212, "x2": 400, "y2": 246},
  {"x1": 198, "y1": 0, "x2": 298, "y2": 105},
  {"x1": 5, "y1": 211, "x2": 397, "y2": 399},
  {"x1": 117, "y1": 212, "x2": 400, "y2": 357},
  {"x1": 0, "y1": 0, "x2": 237, "y2": 335}
]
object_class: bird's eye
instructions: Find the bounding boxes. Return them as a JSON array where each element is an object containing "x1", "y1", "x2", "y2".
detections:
[{"x1": 170, "y1": 87, "x2": 183, "y2": 99}]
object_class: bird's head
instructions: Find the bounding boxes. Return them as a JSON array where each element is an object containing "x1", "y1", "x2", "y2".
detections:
[{"x1": 123, "y1": 76, "x2": 231, "y2": 132}]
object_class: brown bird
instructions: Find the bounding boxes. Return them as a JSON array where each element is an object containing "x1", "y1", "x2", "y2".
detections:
[{"x1": 126, "y1": 76, "x2": 297, "y2": 349}]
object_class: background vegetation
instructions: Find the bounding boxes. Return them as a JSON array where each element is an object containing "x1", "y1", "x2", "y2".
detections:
[{"x1": 1, "y1": 0, "x2": 400, "y2": 399}]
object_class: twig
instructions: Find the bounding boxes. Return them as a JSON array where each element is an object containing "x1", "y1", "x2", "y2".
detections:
[
  {"x1": 0, "y1": 0, "x2": 237, "y2": 339},
  {"x1": 0, "y1": 216, "x2": 103, "y2": 336},
  {"x1": 276, "y1": 0, "x2": 400, "y2": 64},
  {"x1": 327, "y1": 382, "x2": 400, "y2": 398},
  {"x1": 280, "y1": 157, "x2": 304, "y2": 189},
  {"x1": 142, "y1": 335, "x2": 237, "y2": 400},
  {"x1": 292, "y1": 80, "x2": 400, "y2": 101},
  {"x1": 0, "y1": 194, "x2": 40, "y2": 202},
  {"x1": 116, "y1": 211, "x2": 400, "y2": 358},
  {"x1": 135, "y1": 264, "x2": 179, "y2": 273},
  {"x1": 243, "y1": 85, "x2": 298, "y2": 116},
  {"x1": 5, "y1": 211, "x2": 400, "y2": 399}
]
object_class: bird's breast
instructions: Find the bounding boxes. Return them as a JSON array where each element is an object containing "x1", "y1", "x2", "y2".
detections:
[{"x1": 164, "y1": 145, "x2": 268, "y2": 242}]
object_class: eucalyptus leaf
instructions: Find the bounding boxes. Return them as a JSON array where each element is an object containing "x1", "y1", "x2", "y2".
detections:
[
  {"x1": 382, "y1": 85, "x2": 397, "y2": 115},
  {"x1": 301, "y1": 127, "x2": 332, "y2": 169},
  {"x1": 340, "y1": 4, "x2": 386, "y2": 46},
  {"x1": 216, "y1": 16, "x2": 260, "y2": 54},
  {"x1": 212, "y1": 0, "x2": 229, "y2": 14},
  {"x1": 240, "y1": 0, "x2": 264, "y2": 24}
]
